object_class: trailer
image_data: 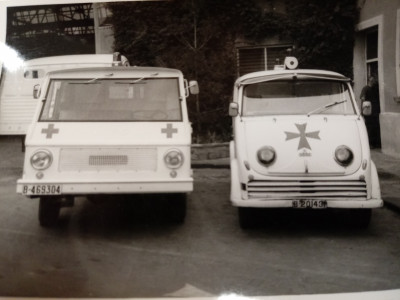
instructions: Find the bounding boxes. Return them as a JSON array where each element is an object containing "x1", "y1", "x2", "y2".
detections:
[{"x1": 0, "y1": 53, "x2": 129, "y2": 135}]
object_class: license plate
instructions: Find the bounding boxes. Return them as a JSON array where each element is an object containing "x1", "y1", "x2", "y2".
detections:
[
  {"x1": 22, "y1": 185, "x2": 62, "y2": 195},
  {"x1": 292, "y1": 200, "x2": 327, "y2": 209}
]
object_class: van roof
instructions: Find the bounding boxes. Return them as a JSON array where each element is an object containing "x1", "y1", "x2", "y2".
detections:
[
  {"x1": 23, "y1": 54, "x2": 117, "y2": 67},
  {"x1": 236, "y1": 69, "x2": 349, "y2": 86},
  {"x1": 46, "y1": 66, "x2": 183, "y2": 78}
]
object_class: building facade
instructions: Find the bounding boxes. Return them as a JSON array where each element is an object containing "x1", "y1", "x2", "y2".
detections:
[
  {"x1": 353, "y1": 0, "x2": 400, "y2": 158},
  {"x1": 235, "y1": 0, "x2": 292, "y2": 77},
  {"x1": 4, "y1": 2, "x2": 113, "y2": 60}
]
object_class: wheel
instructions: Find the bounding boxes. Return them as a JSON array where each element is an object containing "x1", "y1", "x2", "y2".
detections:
[
  {"x1": 238, "y1": 207, "x2": 257, "y2": 229},
  {"x1": 167, "y1": 193, "x2": 187, "y2": 224},
  {"x1": 39, "y1": 197, "x2": 61, "y2": 227},
  {"x1": 351, "y1": 209, "x2": 372, "y2": 229}
]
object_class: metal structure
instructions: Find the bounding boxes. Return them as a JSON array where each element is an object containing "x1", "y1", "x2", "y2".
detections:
[{"x1": 6, "y1": 3, "x2": 96, "y2": 58}]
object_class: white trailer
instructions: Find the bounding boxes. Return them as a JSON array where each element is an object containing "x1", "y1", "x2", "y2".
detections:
[{"x1": 0, "y1": 53, "x2": 129, "y2": 135}]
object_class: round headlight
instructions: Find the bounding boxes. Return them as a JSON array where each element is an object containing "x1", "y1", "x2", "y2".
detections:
[
  {"x1": 30, "y1": 149, "x2": 53, "y2": 170},
  {"x1": 257, "y1": 146, "x2": 276, "y2": 166},
  {"x1": 164, "y1": 149, "x2": 184, "y2": 169},
  {"x1": 335, "y1": 145, "x2": 353, "y2": 166}
]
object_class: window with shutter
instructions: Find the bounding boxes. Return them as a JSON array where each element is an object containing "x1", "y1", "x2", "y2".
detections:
[{"x1": 237, "y1": 45, "x2": 292, "y2": 77}]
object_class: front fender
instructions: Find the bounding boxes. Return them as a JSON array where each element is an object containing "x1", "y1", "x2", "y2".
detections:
[
  {"x1": 230, "y1": 140, "x2": 235, "y2": 161},
  {"x1": 230, "y1": 142, "x2": 242, "y2": 205},
  {"x1": 370, "y1": 160, "x2": 382, "y2": 202}
]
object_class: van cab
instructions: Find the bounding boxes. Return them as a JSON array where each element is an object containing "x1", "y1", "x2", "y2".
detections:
[
  {"x1": 16, "y1": 66, "x2": 198, "y2": 226},
  {"x1": 229, "y1": 58, "x2": 383, "y2": 228}
]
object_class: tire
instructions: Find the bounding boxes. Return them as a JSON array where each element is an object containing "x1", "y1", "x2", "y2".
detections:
[
  {"x1": 238, "y1": 207, "x2": 257, "y2": 229},
  {"x1": 351, "y1": 209, "x2": 372, "y2": 229},
  {"x1": 167, "y1": 193, "x2": 187, "y2": 224},
  {"x1": 39, "y1": 197, "x2": 61, "y2": 227}
]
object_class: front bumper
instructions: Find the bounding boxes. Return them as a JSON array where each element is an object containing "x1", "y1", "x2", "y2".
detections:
[
  {"x1": 230, "y1": 155, "x2": 383, "y2": 209},
  {"x1": 230, "y1": 197, "x2": 383, "y2": 209},
  {"x1": 16, "y1": 178, "x2": 193, "y2": 196}
]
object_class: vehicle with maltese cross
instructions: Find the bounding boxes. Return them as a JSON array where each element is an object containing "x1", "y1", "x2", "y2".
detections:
[
  {"x1": 228, "y1": 57, "x2": 382, "y2": 229},
  {"x1": 16, "y1": 62, "x2": 199, "y2": 227}
]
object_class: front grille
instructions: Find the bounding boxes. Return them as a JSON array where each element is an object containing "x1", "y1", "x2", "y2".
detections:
[
  {"x1": 247, "y1": 180, "x2": 367, "y2": 200},
  {"x1": 89, "y1": 155, "x2": 128, "y2": 166},
  {"x1": 59, "y1": 148, "x2": 157, "y2": 172}
]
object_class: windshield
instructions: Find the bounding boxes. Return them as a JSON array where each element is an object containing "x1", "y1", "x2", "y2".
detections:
[
  {"x1": 242, "y1": 80, "x2": 355, "y2": 116},
  {"x1": 40, "y1": 78, "x2": 182, "y2": 121}
]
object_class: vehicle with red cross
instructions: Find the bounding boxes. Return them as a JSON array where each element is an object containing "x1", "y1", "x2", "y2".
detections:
[
  {"x1": 16, "y1": 64, "x2": 198, "y2": 226},
  {"x1": 229, "y1": 57, "x2": 383, "y2": 229}
]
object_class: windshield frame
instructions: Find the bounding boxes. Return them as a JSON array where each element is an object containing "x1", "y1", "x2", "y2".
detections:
[
  {"x1": 38, "y1": 77, "x2": 183, "y2": 122},
  {"x1": 240, "y1": 79, "x2": 357, "y2": 117}
]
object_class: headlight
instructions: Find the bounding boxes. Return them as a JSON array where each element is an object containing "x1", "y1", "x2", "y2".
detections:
[
  {"x1": 334, "y1": 145, "x2": 353, "y2": 166},
  {"x1": 257, "y1": 146, "x2": 276, "y2": 166},
  {"x1": 164, "y1": 149, "x2": 184, "y2": 169},
  {"x1": 30, "y1": 149, "x2": 53, "y2": 170}
]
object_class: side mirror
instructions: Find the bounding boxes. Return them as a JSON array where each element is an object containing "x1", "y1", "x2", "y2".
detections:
[
  {"x1": 189, "y1": 80, "x2": 199, "y2": 95},
  {"x1": 229, "y1": 102, "x2": 239, "y2": 117},
  {"x1": 362, "y1": 101, "x2": 372, "y2": 116},
  {"x1": 33, "y1": 84, "x2": 40, "y2": 99}
]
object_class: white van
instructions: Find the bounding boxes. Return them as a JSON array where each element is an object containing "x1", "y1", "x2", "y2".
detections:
[
  {"x1": 229, "y1": 58, "x2": 383, "y2": 229},
  {"x1": 0, "y1": 53, "x2": 129, "y2": 135},
  {"x1": 16, "y1": 66, "x2": 198, "y2": 226}
]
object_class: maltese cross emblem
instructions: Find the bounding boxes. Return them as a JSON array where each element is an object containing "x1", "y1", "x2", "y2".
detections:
[{"x1": 285, "y1": 123, "x2": 320, "y2": 150}]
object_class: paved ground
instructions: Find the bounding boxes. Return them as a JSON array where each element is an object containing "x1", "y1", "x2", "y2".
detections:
[
  {"x1": 1, "y1": 137, "x2": 400, "y2": 298},
  {"x1": 1, "y1": 169, "x2": 400, "y2": 297},
  {"x1": 370, "y1": 150, "x2": 400, "y2": 213}
]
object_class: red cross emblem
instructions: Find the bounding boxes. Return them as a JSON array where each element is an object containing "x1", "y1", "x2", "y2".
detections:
[
  {"x1": 161, "y1": 123, "x2": 178, "y2": 138},
  {"x1": 285, "y1": 123, "x2": 320, "y2": 150},
  {"x1": 41, "y1": 124, "x2": 59, "y2": 139}
]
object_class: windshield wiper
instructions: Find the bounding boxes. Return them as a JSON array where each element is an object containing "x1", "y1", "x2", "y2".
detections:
[
  {"x1": 307, "y1": 99, "x2": 347, "y2": 117},
  {"x1": 84, "y1": 73, "x2": 114, "y2": 84},
  {"x1": 115, "y1": 72, "x2": 159, "y2": 84}
]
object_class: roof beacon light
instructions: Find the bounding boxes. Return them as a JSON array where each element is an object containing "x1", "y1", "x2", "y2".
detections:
[
  {"x1": 284, "y1": 56, "x2": 298, "y2": 70},
  {"x1": 112, "y1": 52, "x2": 122, "y2": 66}
]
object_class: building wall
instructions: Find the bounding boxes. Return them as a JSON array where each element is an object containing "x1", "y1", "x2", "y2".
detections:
[
  {"x1": 354, "y1": 0, "x2": 400, "y2": 158},
  {"x1": 93, "y1": 3, "x2": 114, "y2": 54}
]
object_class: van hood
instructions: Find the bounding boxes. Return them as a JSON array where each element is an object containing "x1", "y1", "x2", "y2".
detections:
[{"x1": 242, "y1": 116, "x2": 362, "y2": 176}]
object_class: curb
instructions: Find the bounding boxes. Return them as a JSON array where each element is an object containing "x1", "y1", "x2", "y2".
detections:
[
  {"x1": 191, "y1": 162, "x2": 229, "y2": 169},
  {"x1": 191, "y1": 142, "x2": 229, "y2": 161}
]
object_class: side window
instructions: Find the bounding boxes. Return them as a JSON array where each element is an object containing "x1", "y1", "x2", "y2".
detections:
[{"x1": 24, "y1": 69, "x2": 45, "y2": 79}]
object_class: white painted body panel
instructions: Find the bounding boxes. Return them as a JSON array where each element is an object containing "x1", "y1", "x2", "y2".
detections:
[
  {"x1": 230, "y1": 69, "x2": 383, "y2": 209},
  {"x1": 242, "y1": 116, "x2": 362, "y2": 176}
]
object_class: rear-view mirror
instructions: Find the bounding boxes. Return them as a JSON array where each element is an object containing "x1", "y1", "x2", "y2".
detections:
[
  {"x1": 229, "y1": 102, "x2": 239, "y2": 117},
  {"x1": 33, "y1": 84, "x2": 40, "y2": 99},
  {"x1": 189, "y1": 80, "x2": 199, "y2": 95}
]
